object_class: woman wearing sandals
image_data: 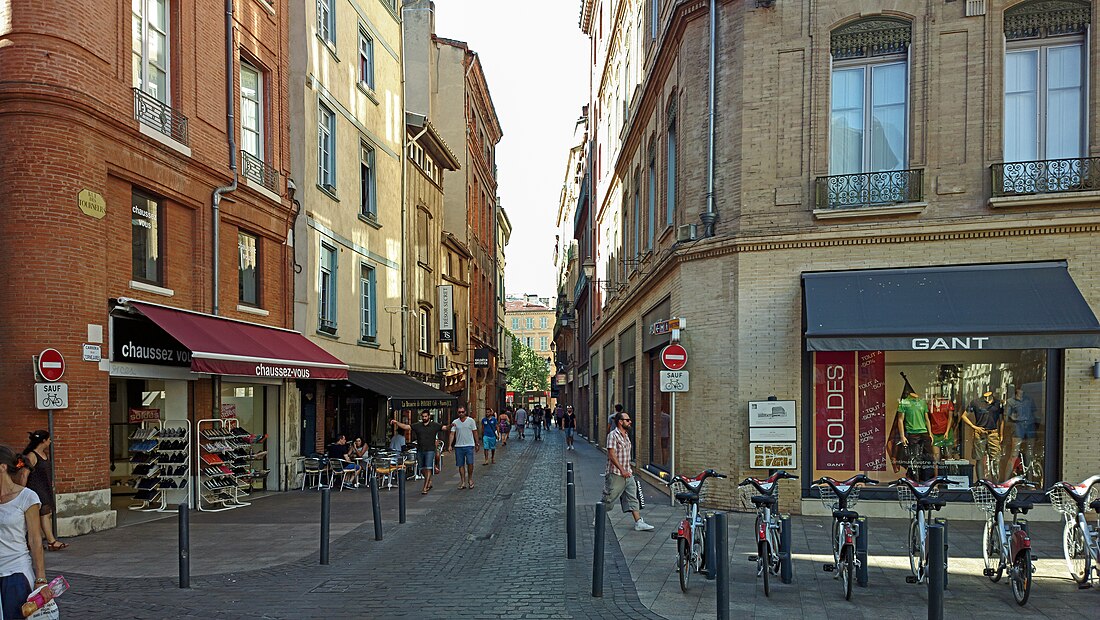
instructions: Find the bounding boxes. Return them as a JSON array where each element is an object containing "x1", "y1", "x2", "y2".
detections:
[
  {"x1": 1, "y1": 445, "x2": 49, "y2": 620},
  {"x1": 22, "y1": 431, "x2": 67, "y2": 552}
]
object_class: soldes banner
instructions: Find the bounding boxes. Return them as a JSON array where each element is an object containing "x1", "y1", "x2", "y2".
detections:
[{"x1": 814, "y1": 351, "x2": 856, "y2": 470}]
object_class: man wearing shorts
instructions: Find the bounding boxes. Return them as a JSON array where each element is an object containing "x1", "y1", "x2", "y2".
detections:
[
  {"x1": 481, "y1": 409, "x2": 499, "y2": 465},
  {"x1": 448, "y1": 407, "x2": 479, "y2": 489},
  {"x1": 601, "y1": 412, "x2": 654, "y2": 531},
  {"x1": 514, "y1": 406, "x2": 528, "y2": 440},
  {"x1": 563, "y1": 405, "x2": 577, "y2": 450},
  {"x1": 391, "y1": 410, "x2": 446, "y2": 494}
]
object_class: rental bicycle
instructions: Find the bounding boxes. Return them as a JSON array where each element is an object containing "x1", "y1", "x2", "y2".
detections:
[
  {"x1": 890, "y1": 475, "x2": 951, "y2": 584},
  {"x1": 1046, "y1": 474, "x2": 1100, "y2": 587},
  {"x1": 667, "y1": 469, "x2": 726, "y2": 592},
  {"x1": 970, "y1": 476, "x2": 1037, "y2": 605},
  {"x1": 814, "y1": 474, "x2": 877, "y2": 600},
  {"x1": 738, "y1": 470, "x2": 798, "y2": 597}
]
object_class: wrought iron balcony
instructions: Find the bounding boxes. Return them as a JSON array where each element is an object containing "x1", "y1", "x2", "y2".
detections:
[
  {"x1": 815, "y1": 169, "x2": 923, "y2": 210},
  {"x1": 991, "y1": 157, "x2": 1100, "y2": 197},
  {"x1": 241, "y1": 150, "x2": 279, "y2": 193},
  {"x1": 132, "y1": 88, "x2": 189, "y2": 146}
]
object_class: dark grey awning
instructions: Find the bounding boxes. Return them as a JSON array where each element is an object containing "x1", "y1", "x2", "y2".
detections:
[
  {"x1": 346, "y1": 371, "x2": 457, "y2": 411},
  {"x1": 802, "y1": 261, "x2": 1100, "y2": 351}
]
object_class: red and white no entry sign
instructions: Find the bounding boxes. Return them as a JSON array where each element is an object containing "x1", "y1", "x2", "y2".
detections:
[
  {"x1": 38, "y1": 348, "x2": 65, "y2": 382},
  {"x1": 660, "y1": 344, "x2": 687, "y2": 371}
]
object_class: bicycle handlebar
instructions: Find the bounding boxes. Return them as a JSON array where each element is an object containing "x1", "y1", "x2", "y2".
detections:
[
  {"x1": 737, "y1": 470, "x2": 798, "y2": 488},
  {"x1": 813, "y1": 474, "x2": 879, "y2": 497},
  {"x1": 667, "y1": 469, "x2": 727, "y2": 488},
  {"x1": 1045, "y1": 474, "x2": 1100, "y2": 499},
  {"x1": 889, "y1": 475, "x2": 951, "y2": 497}
]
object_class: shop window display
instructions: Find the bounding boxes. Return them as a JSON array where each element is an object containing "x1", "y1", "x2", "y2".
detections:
[{"x1": 811, "y1": 350, "x2": 1048, "y2": 490}]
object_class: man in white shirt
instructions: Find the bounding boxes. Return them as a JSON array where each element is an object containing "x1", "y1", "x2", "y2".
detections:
[{"x1": 448, "y1": 406, "x2": 480, "y2": 489}]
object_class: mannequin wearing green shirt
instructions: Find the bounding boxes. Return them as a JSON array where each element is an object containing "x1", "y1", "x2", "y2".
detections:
[{"x1": 896, "y1": 392, "x2": 933, "y2": 479}]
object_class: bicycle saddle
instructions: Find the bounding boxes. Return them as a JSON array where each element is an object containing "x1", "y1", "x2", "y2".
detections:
[
  {"x1": 918, "y1": 497, "x2": 947, "y2": 510},
  {"x1": 751, "y1": 494, "x2": 777, "y2": 506},
  {"x1": 1006, "y1": 500, "x2": 1033, "y2": 515},
  {"x1": 675, "y1": 491, "x2": 700, "y2": 505},
  {"x1": 832, "y1": 509, "x2": 859, "y2": 522}
]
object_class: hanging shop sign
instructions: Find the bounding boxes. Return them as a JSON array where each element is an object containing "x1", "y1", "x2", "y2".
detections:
[
  {"x1": 814, "y1": 351, "x2": 857, "y2": 471},
  {"x1": 438, "y1": 285, "x2": 454, "y2": 342},
  {"x1": 473, "y1": 348, "x2": 490, "y2": 368}
]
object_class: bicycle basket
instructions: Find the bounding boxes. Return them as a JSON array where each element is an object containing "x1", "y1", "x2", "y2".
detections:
[
  {"x1": 1046, "y1": 485, "x2": 1099, "y2": 518},
  {"x1": 896, "y1": 484, "x2": 939, "y2": 512},
  {"x1": 969, "y1": 485, "x2": 1016, "y2": 515},
  {"x1": 817, "y1": 485, "x2": 859, "y2": 512},
  {"x1": 738, "y1": 482, "x2": 776, "y2": 510}
]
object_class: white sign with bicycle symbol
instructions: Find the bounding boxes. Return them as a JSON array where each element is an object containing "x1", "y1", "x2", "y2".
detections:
[
  {"x1": 35, "y1": 382, "x2": 68, "y2": 410},
  {"x1": 660, "y1": 370, "x2": 689, "y2": 393}
]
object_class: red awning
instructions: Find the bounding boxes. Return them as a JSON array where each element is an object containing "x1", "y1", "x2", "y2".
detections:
[{"x1": 127, "y1": 301, "x2": 348, "y2": 380}]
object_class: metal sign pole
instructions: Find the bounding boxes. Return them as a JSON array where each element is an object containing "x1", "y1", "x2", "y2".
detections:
[
  {"x1": 48, "y1": 408, "x2": 57, "y2": 533},
  {"x1": 669, "y1": 392, "x2": 676, "y2": 507}
]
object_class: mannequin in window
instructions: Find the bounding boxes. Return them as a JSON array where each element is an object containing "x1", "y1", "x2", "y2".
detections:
[
  {"x1": 896, "y1": 390, "x2": 932, "y2": 480},
  {"x1": 1005, "y1": 386, "x2": 1038, "y2": 481},
  {"x1": 928, "y1": 389, "x2": 959, "y2": 469},
  {"x1": 963, "y1": 389, "x2": 1004, "y2": 482}
]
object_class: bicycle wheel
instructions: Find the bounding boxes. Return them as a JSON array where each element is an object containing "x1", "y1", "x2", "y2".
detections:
[
  {"x1": 678, "y1": 537, "x2": 691, "y2": 592},
  {"x1": 908, "y1": 519, "x2": 926, "y2": 582},
  {"x1": 830, "y1": 519, "x2": 841, "y2": 566},
  {"x1": 694, "y1": 526, "x2": 707, "y2": 575},
  {"x1": 1062, "y1": 519, "x2": 1090, "y2": 585},
  {"x1": 760, "y1": 539, "x2": 771, "y2": 597},
  {"x1": 1011, "y1": 550, "x2": 1032, "y2": 606},
  {"x1": 840, "y1": 545, "x2": 854, "y2": 601},
  {"x1": 983, "y1": 518, "x2": 1003, "y2": 582}
]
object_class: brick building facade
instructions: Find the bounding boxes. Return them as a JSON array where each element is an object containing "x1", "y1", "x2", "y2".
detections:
[
  {"x1": 576, "y1": 0, "x2": 1100, "y2": 514},
  {"x1": 0, "y1": 0, "x2": 327, "y2": 533}
]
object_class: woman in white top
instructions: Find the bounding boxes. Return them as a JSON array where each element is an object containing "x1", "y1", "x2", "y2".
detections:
[{"x1": 0, "y1": 445, "x2": 47, "y2": 619}]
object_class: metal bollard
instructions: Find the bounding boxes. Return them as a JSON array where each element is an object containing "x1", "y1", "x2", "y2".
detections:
[
  {"x1": 935, "y1": 518, "x2": 949, "y2": 590},
  {"x1": 927, "y1": 524, "x2": 945, "y2": 620},
  {"x1": 178, "y1": 503, "x2": 190, "y2": 588},
  {"x1": 715, "y1": 512, "x2": 729, "y2": 620},
  {"x1": 320, "y1": 488, "x2": 331, "y2": 565},
  {"x1": 705, "y1": 513, "x2": 717, "y2": 580},
  {"x1": 855, "y1": 516, "x2": 869, "y2": 587},
  {"x1": 567, "y1": 482, "x2": 577, "y2": 559},
  {"x1": 398, "y1": 469, "x2": 407, "y2": 524},
  {"x1": 369, "y1": 470, "x2": 383, "y2": 541},
  {"x1": 592, "y1": 503, "x2": 606, "y2": 597},
  {"x1": 780, "y1": 514, "x2": 793, "y2": 584}
]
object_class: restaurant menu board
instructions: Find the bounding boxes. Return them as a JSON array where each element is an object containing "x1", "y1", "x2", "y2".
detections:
[
  {"x1": 857, "y1": 351, "x2": 887, "y2": 471},
  {"x1": 813, "y1": 351, "x2": 856, "y2": 470}
]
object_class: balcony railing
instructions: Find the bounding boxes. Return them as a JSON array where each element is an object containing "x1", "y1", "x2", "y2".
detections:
[
  {"x1": 241, "y1": 150, "x2": 279, "y2": 193},
  {"x1": 991, "y1": 157, "x2": 1100, "y2": 197},
  {"x1": 132, "y1": 88, "x2": 189, "y2": 146},
  {"x1": 815, "y1": 169, "x2": 923, "y2": 210}
]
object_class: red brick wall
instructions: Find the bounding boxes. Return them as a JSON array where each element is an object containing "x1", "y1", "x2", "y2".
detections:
[{"x1": 0, "y1": 1, "x2": 293, "y2": 495}]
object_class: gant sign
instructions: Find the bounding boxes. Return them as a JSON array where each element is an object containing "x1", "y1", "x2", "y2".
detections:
[{"x1": 911, "y1": 336, "x2": 990, "y2": 350}]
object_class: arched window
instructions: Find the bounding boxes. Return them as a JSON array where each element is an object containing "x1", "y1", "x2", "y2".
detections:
[
  {"x1": 1003, "y1": 0, "x2": 1090, "y2": 167},
  {"x1": 828, "y1": 18, "x2": 912, "y2": 178}
]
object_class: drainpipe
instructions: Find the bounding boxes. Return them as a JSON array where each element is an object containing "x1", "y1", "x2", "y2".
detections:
[
  {"x1": 212, "y1": 0, "x2": 238, "y2": 316},
  {"x1": 700, "y1": 0, "x2": 719, "y2": 237}
]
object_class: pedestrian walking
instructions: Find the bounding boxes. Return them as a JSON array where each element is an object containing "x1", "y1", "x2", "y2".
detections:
[
  {"x1": 481, "y1": 408, "x2": 499, "y2": 465},
  {"x1": 21, "y1": 431, "x2": 67, "y2": 551},
  {"x1": 601, "y1": 412, "x2": 654, "y2": 531},
  {"x1": 498, "y1": 410, "x2": 511, "y2": 447},
  {"x1": 563, "y1": 405, "x2": 578, "y2": 450},
  {"x1": 544, "y1": 405, "x2": 552, "y2": 431},
  {"x1": 531, "y1": 406, "x2": 543, "y2": 441},
  {"x1": 1, "y1": 445, "x2": 49, "y2": 620},
  {"x1": 391, "y1": 410, "x2": 447, "y2": 494},
  {"x1": 448, "y1": 407, "x2": 479, "y2": 489},
  {"x1": 554, "y1": 404, "x2": 564, "y2": 430},
  {"x1": 514, "y1": 406, "x2": 528, "y2": 440}
]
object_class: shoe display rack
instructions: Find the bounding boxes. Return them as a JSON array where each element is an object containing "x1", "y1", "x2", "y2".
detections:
[
  {"x1": 196, "y1": 418, "x2": 252, "y2": 512},
  {"x1": 127, "y1": 419, "x2": 191, "y2": 512},
  {"x1": 242, "y1": 431, "x2": 269, "y2": 494}
]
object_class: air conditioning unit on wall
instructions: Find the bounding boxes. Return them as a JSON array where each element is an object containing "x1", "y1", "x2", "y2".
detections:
[
  {"x1": 434, "y1": 355, "x2": 447, "y2": 373},
  {"x1": 676, "y1": 224, "x2": 697, "y2": 242}
]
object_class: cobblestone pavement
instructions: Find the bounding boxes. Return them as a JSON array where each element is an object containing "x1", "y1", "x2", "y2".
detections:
[{"x1": 49, "y1": 429, "x2": 662, "y2": 619}]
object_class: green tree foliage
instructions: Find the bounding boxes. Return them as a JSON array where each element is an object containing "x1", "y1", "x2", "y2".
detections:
[{"x1": 506, "y1": 333, "x2": 550, "y2": 394}]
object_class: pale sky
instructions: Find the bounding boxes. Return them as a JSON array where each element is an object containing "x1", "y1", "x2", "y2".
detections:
[{"x1": 433, "y1": 0, "x2": 589, "y2": 300}]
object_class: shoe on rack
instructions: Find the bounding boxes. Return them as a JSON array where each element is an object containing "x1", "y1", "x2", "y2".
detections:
[{"x1": 634, "y1": 520, "x2": 655, "y2": 532}]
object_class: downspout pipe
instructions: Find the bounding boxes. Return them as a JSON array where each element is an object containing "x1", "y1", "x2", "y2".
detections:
[
  {"x1": 700, "y1": 0, "x2": 719, "y2": 237},
  {"x1": 212, "y1": 0, "x2": 239, "y2": 316}
]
